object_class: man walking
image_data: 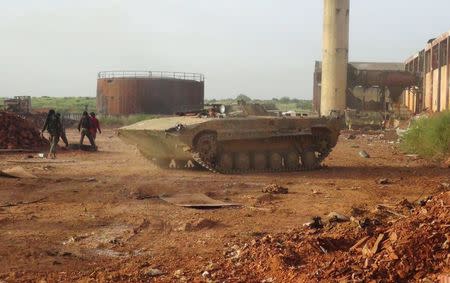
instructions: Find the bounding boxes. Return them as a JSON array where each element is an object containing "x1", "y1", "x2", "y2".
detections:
[
  {"x1": 41, "y1": 109, "x2": 62, "y2": 159},
  {"x1": 89, "y1": 112, "x2": 101, "y2": 140},
  {"x1": 56, "y1": 113, "x2": 69, "y2": 147},
  {"x1": 78, "y1": 111, "x2": 96, "y2": 150}
]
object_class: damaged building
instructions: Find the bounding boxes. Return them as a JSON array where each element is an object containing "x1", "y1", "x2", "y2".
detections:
[
  {"x1": 313, "y1": 61, "x2": 418, "y2": 115},
  {"x1": 404, "y1": 30, "x2": 450, "y2": 113}
]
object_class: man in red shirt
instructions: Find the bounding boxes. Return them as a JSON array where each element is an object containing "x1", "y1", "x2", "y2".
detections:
[{"x1": 89, "y1": 112, "x2": 101, "y2": 140}]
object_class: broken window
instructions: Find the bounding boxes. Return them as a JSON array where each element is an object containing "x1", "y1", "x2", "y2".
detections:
[
  {"x1": 425, "y1": 50, "x2": 431, "y2": 72},
  {"x1": 440, "y1": 40, "x2": 448, "y2": 67},
  {"x1": 432, "y1": 45, "x2": 439, "y2": 70}
]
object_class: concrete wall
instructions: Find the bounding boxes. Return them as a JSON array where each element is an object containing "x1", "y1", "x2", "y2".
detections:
[
  {"x1": 425, "y1": 73, "x2": 433, "y2": 110},
  {"x1": 403, "y1": 89, "x2": 412, "y2": 112},
  {"x1": 432, "y1": 69, "x2": 440, "y2": 111},
  {"x1": 440, "y1": 66, "x2": 449, "y2": 111},
  {"x1": 348, "y1": 87, "x2": 387, "y2": 111}
]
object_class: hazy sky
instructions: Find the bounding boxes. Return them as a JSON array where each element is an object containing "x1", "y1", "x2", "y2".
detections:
[{"x1": 1, "y1": 1, "x2": 449, "y2": 100}]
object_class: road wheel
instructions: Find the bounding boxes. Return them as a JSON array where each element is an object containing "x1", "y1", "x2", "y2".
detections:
[
  {"x1": 301, "y1": 149, "x2": 318, "y2": 169},
  {"x1": 253, "y1": 152, "x2": 267, "y2": 171},
  {"x1": 285, "y1": 151, "x2": 300, "y2": 169},
  {"x1": 169, "y1": 159, "x2": 178, "y2": 169},
  {"x1": 235, "y1": 152, "x2": 250, "y2": 171},
  {"x1": 269, "y1": 152, "x2": 283, "y2": 170},
  {"x1": 218, "y1": 153, "x2": 233, "y2": 171},
  {"x1": 153, "y1": 158, "x2": 171, "y2": 168},
  {"x1": 195, "y1": 134, "x2": 217, "y2": 164},
  {"x1": 186, "y1": 160, "x2": 196, "y2": 168}
]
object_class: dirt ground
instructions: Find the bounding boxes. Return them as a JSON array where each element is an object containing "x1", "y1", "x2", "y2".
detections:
[{"x1": 0, "y1": 128, "x2": 448, "y2": 282}]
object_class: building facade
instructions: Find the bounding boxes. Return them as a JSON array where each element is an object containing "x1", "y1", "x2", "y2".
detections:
[
  {"x1": 313, "y1": 61, "x2": 416, "y2": 114},
  {"x1": 404, "y1": 31, "x2": 450, "y2": 113}
]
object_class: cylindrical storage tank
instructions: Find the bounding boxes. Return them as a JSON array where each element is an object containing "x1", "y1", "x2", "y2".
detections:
[
  {"x1": 96, "y1": 71, "x2": 204, "y2": 115},
  {"x1": 320, "y1": 0, "x2": 350, "y2": 116}
]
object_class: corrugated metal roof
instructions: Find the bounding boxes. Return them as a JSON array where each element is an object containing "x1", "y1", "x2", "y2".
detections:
[
  {"x1": 349, "y1": 62, "x2": 405, "y2": 71},
  {"x1": 314, "y1": 61, "x2": 405, "y2": 72}
]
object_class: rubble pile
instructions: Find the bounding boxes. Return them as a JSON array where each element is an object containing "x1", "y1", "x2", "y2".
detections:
[
  {"x1": 0, "y1": 111, "x2": 48, "y2": 149},
  {"x1": 444, "y1": 157, "x2": 450, "y2": 168},
  {"x1": 21, "y1": 112, "x2": 47, "y2": 129},
  {"x1": 262, "y1": 183, "x2": 289, "y2": 194},
  {"x1": 22, "y1": 113, "x2": 77, "y2": 129},
  {"x1": 216, "y1": 192, "x2": 450, "y2": 282}
]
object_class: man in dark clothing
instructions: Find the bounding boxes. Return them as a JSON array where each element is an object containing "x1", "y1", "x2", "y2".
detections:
[
  {"x1": 89, "y1": 112, "x2": 101, "y2": 140},
  {"x1": 78, "y1": 111, "x2": 96, "y2": 149},
  {"x1": 56, "y1": 113, "x2": 69, "y2": 147},
  {"x1": 41, "y1": 109, "x2": 62, "y2": 159}
]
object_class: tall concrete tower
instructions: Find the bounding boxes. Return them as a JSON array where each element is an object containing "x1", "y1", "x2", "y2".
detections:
[{"x1": 320, "y1": 0, "x2": 350, "y2": 116}]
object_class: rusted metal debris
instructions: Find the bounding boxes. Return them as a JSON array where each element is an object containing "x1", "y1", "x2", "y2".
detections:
[{"x1": 159, "y1": 193, "x2": 240, "y2": 209}]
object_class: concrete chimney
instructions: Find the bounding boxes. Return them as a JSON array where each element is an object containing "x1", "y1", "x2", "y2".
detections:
[{"x1": 320, "y1": 0, "x2": 350, "y2": 116}]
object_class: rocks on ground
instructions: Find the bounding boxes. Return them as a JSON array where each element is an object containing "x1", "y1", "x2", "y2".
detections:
[
  {"x1": 130, "y1": 185, "x2": 158, "y2": 200},
  {"x1": 214, "y1": 191, "x2": 450, "y2": 282},
  {"x1": 376, "y1": 178, "x2": 391, "y2": 185},
  {"x1": 326, "y1": 212, "x2": 350, "y2": 223},
  {"x1": 438, "y1": 182, "x2": 450, "y2": 191},
  {"x1": 262, "y1": 184, "x2": 288, "y2": 194},
  {"x1": 143, "y1": 267, "x2": 165, "y2": 277},
  {"x1": 443, "y1": 157, "x2": 450, "y2": 168},
  {"x1": 254, "y1": 193, "x2": 279, "y2": 206},
  {"x1": 177, "y1": 218, "x2": 218, "y2": 232},
  {"x1": 359, "y1": 150, "x2": 370, "y2": 158},
  {"x1": 303, "y1": 216, "x2": 324, "y2": 229}
]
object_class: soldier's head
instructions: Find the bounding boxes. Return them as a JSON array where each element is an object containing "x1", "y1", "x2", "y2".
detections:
[
  {"x1": 90, "y1": 112, "x2": 96, "y2": 118},
  {"x1": 56, "y1": 113, "x2": 61, "y2": 118},
  {"x1": 48, "y1": 109, "x2": 55, "y2": 116},
  {"x1": 82, "y1": 111, "x2": 88, "y2": 116}
]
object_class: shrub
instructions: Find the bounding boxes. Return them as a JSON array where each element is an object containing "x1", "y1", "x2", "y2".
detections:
[{"x1": 401, "y1": 111, "x2": 450, "y2": 160}]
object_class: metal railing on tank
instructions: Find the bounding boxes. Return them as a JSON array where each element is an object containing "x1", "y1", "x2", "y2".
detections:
[{"x1": 98, "y1": 71, "x2": 204, "y2": 82}]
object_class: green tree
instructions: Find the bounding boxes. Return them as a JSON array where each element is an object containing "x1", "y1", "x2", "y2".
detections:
[
  {"x1": 236, "y1": 94, "x2": 252, "y2": 102},
  {"x1": 296, "y1": 100, "x2": 312, "y2": 110},
  {"x1": 279, "y1": 96, "x2": 291, "y2": 104}
]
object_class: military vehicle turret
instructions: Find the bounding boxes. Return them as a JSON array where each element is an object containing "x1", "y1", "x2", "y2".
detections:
[{"x1": 118, "y1": 102, "x2": 341, "y2": 173}]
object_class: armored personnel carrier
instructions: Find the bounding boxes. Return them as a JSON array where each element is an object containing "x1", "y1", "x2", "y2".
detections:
[{"x1": 118, "y1": 103, "x2": 341, "y2": 173}]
